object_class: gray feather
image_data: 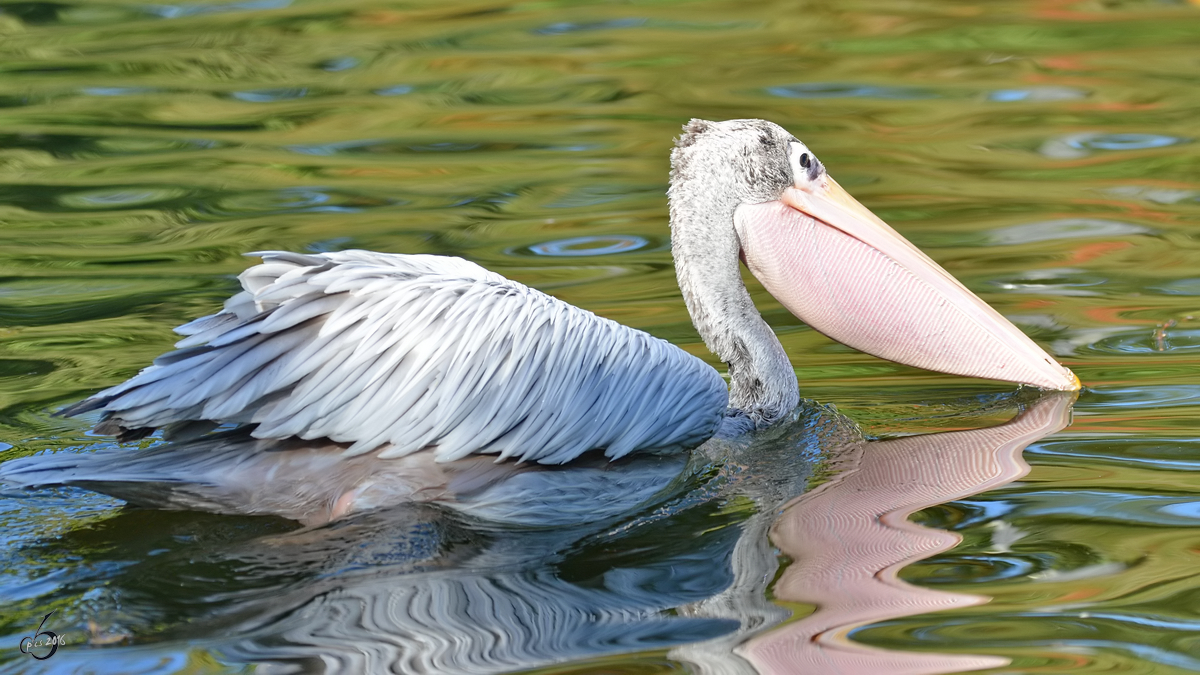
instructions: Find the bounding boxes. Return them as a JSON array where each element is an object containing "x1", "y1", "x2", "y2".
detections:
[{"x1": 66, "y1": 250, "x2": 728, "y2": 464}]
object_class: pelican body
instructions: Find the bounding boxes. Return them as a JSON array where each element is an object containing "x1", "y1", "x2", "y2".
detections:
[{"x1": 60, "y1": 119, "x2": 1078, "y2": 464}]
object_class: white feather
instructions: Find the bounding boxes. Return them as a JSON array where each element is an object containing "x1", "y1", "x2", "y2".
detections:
[{"x1": 77, "y1": 250, "x2": 728, "y2": 464}]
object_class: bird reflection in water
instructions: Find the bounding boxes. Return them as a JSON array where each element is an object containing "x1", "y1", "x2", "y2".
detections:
[
  {"x1": 3, "y1": 392, "x2": 1073, "y2": 674},
  {"x1": 729, "y1": 391, "x2": 1075, "y2": 675}
]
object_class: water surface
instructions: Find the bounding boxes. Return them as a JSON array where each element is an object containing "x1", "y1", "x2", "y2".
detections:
[{"x1": 1, "y1": 0, "x2": 1199, "y2": 673}]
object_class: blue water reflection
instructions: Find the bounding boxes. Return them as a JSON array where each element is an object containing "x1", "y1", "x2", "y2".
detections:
[
  {"x1": 857, "y1": 618, "x2": 1200, "y2": 672},
  {"x1": 375, "y1": 85, "x2": 415, "y2": 96},
  {"x1": 767, "y1": 83, "x2": 937, "y2": 99},
  {"x1": 988, "y1": 87, "x2": 1088, "y2": 102},
  {"x1": 1013, "y1": 490, "x2": 1200, "y2": 527},
  {"x1": 288, "y1": 139, "x2": 600, "y2": 155},
  {"x1": 1031, "y1": 438, "x2": 1200, "y2": 471},
  {"x1": 1081, "y1": 328, "x2": 1200, "y2": 355},
  {"x1": 1086, "y1": 134, "x2": 1186, "y2": 151},
  {"x1": 1040, "y1": 132, "x2": 1190, "y2": 159},
  {"x1": 230, "y1": 88, "x2": 309, "y2": 103},
  {"x1": 1149, "y1": 278, "x2": 1200, "y2": 295},
  {"x1": 57, "y1": 186, "x2": 189, "y2": 209},
  {"x1": 198, "y1": 187, "x2": 393, "y2": 217},
  {"x1": 524, "y1": 235, "x2": 650, "y2": 257},
  {"x1": 1080, "y1": 385, "x2": 1200, "y2": 409},
  {"x1": 1159, "y1": 501, "x2": 1200, "y2": 518},
  {"x1": 321, "y1": 57, "x2": 359, "y2": 72},
  {"x1": 535, "y1": 18, "x2": 648, "y2": 35},
  {"x1": 81, "y1": 86, "x2": 159, "y2": 97},
  {"x1": 146, "y1": 0, "x2": 291, "y2": 19}
]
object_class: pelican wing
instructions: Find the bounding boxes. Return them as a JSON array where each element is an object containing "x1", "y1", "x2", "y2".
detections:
[{"x1": 66, "y1": 250, "x2": 728, "y2": 464}]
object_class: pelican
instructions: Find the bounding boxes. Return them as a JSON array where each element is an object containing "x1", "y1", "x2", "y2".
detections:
[{"x1": 57, "y1": 119, "x2": 1079, "y2": 464}]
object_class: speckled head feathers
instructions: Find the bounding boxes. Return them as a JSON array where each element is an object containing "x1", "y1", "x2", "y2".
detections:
[
  {"x1": 667, "y1": 119, "x2": 805, "y2": 425},
  {"x1": 671, "y1": 118, "x2": 800, "y2": 205}
]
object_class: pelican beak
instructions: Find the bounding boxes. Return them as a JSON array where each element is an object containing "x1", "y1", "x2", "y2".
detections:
[{"x1": 735, "y1": 176, "x2": 1080, "y2": 391}]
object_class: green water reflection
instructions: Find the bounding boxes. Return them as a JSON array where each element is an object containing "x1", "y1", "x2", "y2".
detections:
[{"x1": 1, "y1": 0, "x2": 1199, "y2": 672}]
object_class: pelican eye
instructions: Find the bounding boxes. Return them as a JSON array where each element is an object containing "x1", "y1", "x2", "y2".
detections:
[{"x1": 788, "y1": 141, "x2": 819, "y2": 186}]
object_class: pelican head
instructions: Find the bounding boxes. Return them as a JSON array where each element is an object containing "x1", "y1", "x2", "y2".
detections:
[{"x1": 669, "y1": 118, "x2": 1078, "y2": 425}]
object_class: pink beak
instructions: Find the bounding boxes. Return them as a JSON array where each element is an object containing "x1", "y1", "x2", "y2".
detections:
[{"x1": 735, "y1": 175, "x2": 1080, "y2": 391}]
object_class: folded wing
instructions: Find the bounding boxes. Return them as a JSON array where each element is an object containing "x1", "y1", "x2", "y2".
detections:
[{"x1": 65, "y1": 250, "x2": 728, "y2": 464}]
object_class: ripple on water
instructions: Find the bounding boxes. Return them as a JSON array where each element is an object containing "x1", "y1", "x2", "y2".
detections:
[
  {"x1": 767, "y1": 82, "x2": 937, "y2": 99},
  {"x1": 515, "y1": 235, "x2": 651, "y2": 257},
  {"x1": 374, "y1": 85, "x2": 414, "y2": 96},
  {"x1": 987, "y1": 86, "x2": 1088, "y2": 102},
  {"x1": 1149, "y1": 278, "x2": 1200, "y2": 295},
  {"x1": 1, "y1": 1, "x2": 1198, "y2": 672},
  {"x1": 1077, "y1": 328, "x2": 1200, "y2": 355},
  {"x1": 56, "y1": 186, "x2": 190, "y2": 210},
  {"x1": 1030, "y1": 438, "x2": 1200, "y2": 472},
  {"x1": 1159, "y1": 501, "x2": 1200, "y2": 518},
  {"x1": 320, "y1": 57, "x2": 359, "y2": 72},
  {"x1": 81, "y1": 86, "x2": 160, "y2": 97},
  {"x1": 534, "y1": 18, "x2": 648, "y2": 35},
  {"x1": 903, "y1": 533, "x2": 1108, "y2": 587},
  {"x1": 285, "y1": 138, "x2": 595, "y2": 157},
  {"x1": 456, "y1": 82, "x2": 633, "y2": 106},
  {"x1": 989, "y1": 268, "x2": 1109, "y2": 296},
  {"x1": 0, "y1": 2, "x2": 71, "y2": 25},
  {"x1": 986, "y1": 218, "x2": 1154, "y2": 246},
  {"x1": 0, "y1": 133, "x2": 219, "y2": 159},
  {"x1": 1081, "y1": 385, "x2": 1200, "y2": 410},
  {"x1": 1039, "y1": 132, "x2": 1191, "y2": 159},
  {"x1": 1011, "y1": 489, "x2": 1200, "y2": 528},
  {"x1": 230, "y1": 88, "x2": 309, "y2": 103},
  {"x1": 543, "y1": 185, "x2": 656, "y2": 209},
  {"x1": 306, "y1": 237, "x2": 355, "y2": 253},
  {"x1": 145, "y1": 0, "x2": 291, "y2": 19},
  {"x1": 856, "y1": 616, "x2": 1200, "y2": 672},
  {"x1": 1102, "y1": 185, "x2": 1199, "y2": 205},
  {"x1": 94, "y1": 136, "x2": 221, "y2": 154},
  {"x1": 910, "y1": 554, "x2": 1037, "y2": 584},
  {"x1": 198, "y1": 187, "x2": 393, "y2": 218},
  {"x1": 286, "y1": 139, "x2": 389, "y2": 156}
]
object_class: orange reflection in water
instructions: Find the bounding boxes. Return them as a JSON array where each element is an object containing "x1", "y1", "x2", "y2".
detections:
[{"x1": 741, "y1": 393, "x2": 1076, "y2": 675}]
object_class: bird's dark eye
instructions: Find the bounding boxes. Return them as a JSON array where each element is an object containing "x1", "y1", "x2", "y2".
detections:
[{"x1": 798, "y1": 153, "x2": 811, "y2": 169}]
